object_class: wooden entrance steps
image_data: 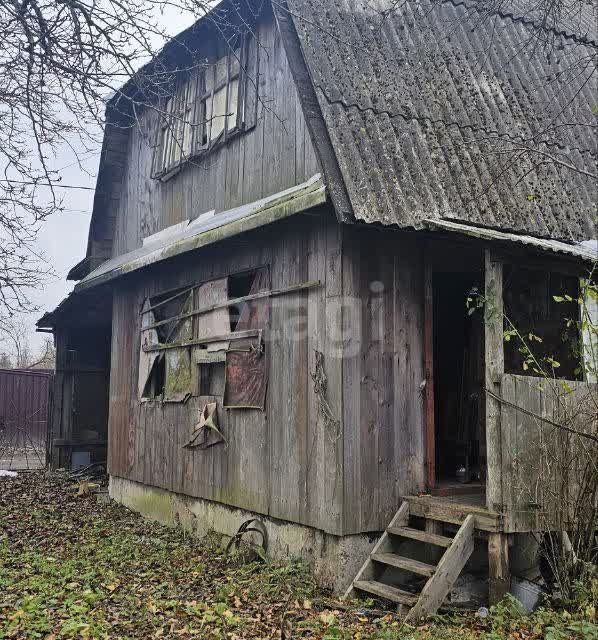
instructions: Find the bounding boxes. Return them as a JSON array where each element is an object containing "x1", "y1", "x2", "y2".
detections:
[{"x1": 344, "y1": 501, "x2": 475, "y2": 622}]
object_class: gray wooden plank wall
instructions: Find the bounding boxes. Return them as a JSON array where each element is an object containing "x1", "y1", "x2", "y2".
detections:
[
  {"x1": 341, "y1": 227, "x2": 427, "y2": 534},
  {"x1": 499, "y1": 374, "x2": 597, "y2": 532},
  {"x1": 110, "y1": 10, "x2": 319, "y2": 259},
  {"x1": 108, "y1": 213, "x2": 345, "y2": 536}
]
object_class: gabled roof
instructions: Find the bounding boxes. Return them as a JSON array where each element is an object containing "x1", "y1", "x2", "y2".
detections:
[{"x1": 285, "y1": 0, "x2": 597, "y2": 242}]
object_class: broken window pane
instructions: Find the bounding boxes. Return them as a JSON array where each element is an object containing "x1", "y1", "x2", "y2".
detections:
[
  {"x1": 227, "y1": 267, "x2": 270, "y2": 332},
  {"x1": 139, "y1": 289, "x2": 193, "y2": 402}
]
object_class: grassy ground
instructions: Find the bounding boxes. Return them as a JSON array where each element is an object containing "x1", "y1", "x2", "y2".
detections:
[{"x1": 0, "y1": 472, "x2": 595, "y2": 639}]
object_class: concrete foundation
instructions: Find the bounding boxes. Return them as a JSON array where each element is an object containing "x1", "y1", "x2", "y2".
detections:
[{"x1": 109, "y1": 475, "x2": 377, "y2": 593}]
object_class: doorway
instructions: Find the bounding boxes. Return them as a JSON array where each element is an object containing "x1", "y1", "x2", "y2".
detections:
[{"x1": 431, "y1": 271, "x2": 485, "y2": 493}]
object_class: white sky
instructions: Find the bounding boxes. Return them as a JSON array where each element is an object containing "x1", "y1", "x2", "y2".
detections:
[{"x1": 25, "y1": 7, "x2": 198, "y2": 354}]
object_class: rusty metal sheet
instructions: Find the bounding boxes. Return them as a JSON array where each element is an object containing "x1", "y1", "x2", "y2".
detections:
[{"x1": 223, "y1": 348, "x2": 267, "y2": 410}]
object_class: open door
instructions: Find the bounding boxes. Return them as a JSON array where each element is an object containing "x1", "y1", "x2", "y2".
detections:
[{"x1": 424, "y1": 257, "x2": 486, "y2": 496}]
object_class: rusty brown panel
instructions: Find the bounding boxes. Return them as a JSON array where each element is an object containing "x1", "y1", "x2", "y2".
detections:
[{"x1": 223, "y1": 349, "x2": 267, "y2": 409}]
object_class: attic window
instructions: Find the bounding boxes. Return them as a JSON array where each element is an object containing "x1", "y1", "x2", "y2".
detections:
[{"x1": 152, "y1": 34, "x2": 255, "y2": 179}]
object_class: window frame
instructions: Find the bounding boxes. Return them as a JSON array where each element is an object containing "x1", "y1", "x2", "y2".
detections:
[
  {"x1": 151, "y1": 35, "x2": 252, "y2": 181},
  {"x1": 138, "y1": 266, "x2": 271, "y2": 405}
]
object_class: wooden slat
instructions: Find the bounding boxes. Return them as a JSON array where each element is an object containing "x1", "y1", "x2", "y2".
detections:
[
  {"x1": 387, "y1": 526, "x2": 453, "y2": 548},
  {"x1": 405, "y1": 495, "x2": 502, "y2": 533},
  {"x1": 143, "y1": 329, "x2": 260, "y2": 351},
  {"x1": 142, "y1": 280, "x2": 320, "y2": 333},
  {"x1": 371, "y1": 553, "x2": 436, "y2": 578},
  {"x1": 406, "y1": 514, "x2": 475, "y2": 622},
  {"x1": 354, "y1": 581, "x2": 418, "y2": 607}
]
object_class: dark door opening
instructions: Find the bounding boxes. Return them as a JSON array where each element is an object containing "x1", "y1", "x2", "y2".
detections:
[{"x1": 432, "y1": 272, "x2": 485, "y2": 492}]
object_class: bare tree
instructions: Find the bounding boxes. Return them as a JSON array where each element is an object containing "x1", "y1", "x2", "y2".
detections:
[
  {"x1": 1, "y1": 0, "x2": 593, "y2": 323},
  {"x1": 0, "y1": 0, "x2": 223, "y2": 320}
]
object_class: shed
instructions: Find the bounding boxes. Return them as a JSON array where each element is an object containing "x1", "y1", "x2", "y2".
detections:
[{"x1": 39, "y1": 0, "x2": 597, "y2": 616}]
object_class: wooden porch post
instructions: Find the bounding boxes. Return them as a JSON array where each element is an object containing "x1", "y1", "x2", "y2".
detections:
[
  {"x1": 488, "y1": 532, "x2": 510, "y2": 605},
  {"x1": 484, "y1": 249, "x2": 510, "y2": 604},
  {"x1": 424, "y1": 260, "x2": 435, "y2": 490},
  {"x1": 484, "y1": 249, "x2": 504, "y2": 512}
]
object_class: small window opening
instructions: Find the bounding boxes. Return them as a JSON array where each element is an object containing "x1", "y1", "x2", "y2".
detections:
[
  {"x1": 503, "y1": 266, "x2": 582, "y2": 380},
  {"x1": 199, "y1": 362, "x2": 226, "y2": 396},
  {"x1": 228, "y1": 270, "x2": 258, "y2": 331}
]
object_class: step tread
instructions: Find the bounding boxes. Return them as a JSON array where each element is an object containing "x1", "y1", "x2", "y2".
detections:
[
  {"x1": 371, "y1": 553, "x2": 436, "y2": 577},
  {"x1": 353, "y1": 580, "x2": 418, "y2": 606},
  {"x1": 387, "y1": 526, "x2": 453, "y2": 548}
]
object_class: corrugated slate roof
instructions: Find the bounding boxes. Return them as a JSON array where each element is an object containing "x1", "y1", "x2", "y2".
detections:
[{"x1": 287, "y1": 0, "x2": 597, "y2": 241}]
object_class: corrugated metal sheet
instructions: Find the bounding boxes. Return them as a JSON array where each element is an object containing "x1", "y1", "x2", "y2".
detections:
[
  {"x1": 0, "y1": 369, "x2": 53, "y2": 469},
  {"x1": 288, "y1": 0, "x2": 597, "y2": 241},
  {"x1": 424, "y1": 219, "x2": 598, "y2": 260}
]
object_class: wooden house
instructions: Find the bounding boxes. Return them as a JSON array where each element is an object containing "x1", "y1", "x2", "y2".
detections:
[{"x1": 38, "y1": 0, "x2": 597, "y2": 616}]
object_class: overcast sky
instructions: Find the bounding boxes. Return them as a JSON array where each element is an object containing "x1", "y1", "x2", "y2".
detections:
[{"x1": 25, "y1": 7, "x2": 198, "y2": 354}]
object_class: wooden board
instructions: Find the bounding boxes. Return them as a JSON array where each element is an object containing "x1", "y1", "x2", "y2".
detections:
[
  {"x1": 342, "y1": 228, "x2": 426, "y2": 534},
  {"x1": 406, "y1": 515, "x2": 474, "y2": 622}
]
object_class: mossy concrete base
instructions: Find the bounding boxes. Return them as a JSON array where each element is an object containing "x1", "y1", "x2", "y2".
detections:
[{"x1": 109, "y1": 475, "x2": 376, "y2": 593}]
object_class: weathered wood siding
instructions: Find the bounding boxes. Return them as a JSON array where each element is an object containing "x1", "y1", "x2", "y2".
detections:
[
  {"x1": 498, "y1": 374, "x2": 597, "y2": 532},
  {"x1": 341, "y1": 228, "x2": 426, "y2": 534},
  {"x1": 108, "y1": 212, "x2": 345, "y2": 535},
  {"x1": 110, "y1": 9, "x2": 319, "y2": 258}
]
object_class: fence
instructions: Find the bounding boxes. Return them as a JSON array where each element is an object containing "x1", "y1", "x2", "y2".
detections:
[{"x1": 0, "y1": 368, "x2": 53, "y2": 470}]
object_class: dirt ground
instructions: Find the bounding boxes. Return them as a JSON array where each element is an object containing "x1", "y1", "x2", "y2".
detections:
[{"x1": 0, "y1": 472, "x2": 594, "y2": 639}]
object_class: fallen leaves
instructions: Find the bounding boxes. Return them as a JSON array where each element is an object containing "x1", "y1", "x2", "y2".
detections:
[{"x1": 1, "y1": 472, "x2": 592, "y2": 640}]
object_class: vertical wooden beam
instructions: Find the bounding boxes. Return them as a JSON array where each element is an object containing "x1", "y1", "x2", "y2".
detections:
[
  {"x1": 424, "y1": 260, "x2": 435, "y2": 490},
  {"x1": 484, "y1": 249, "x2": 504, "y2": 513},
  {"x1": 488, "y1": 532, "x2": 510, "y2": 604}
]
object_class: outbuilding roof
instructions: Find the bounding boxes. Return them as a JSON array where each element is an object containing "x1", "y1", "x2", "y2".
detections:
[{"x1": 286, "y1": 0, "x2": 597, "y2": 242}]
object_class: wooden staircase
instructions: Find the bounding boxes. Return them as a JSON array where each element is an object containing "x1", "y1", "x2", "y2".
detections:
[{"x1": 344, "y1": 501, "x2": 475, "y2": 622}]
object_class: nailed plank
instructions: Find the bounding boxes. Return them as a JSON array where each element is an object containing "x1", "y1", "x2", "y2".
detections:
[
  {"x1": 406, "y1": 514, "x2": 475, "y2": 622},
  {"x1": 354, "y1": 581, "x2": 417, "y2": 607},
  {"x1": 387, "y1": 526, "x2": 453, "y2": 548},
  {"x1": 371, "y1": 553, "x2": 436, "y2": 577},
  {"x1": 142, "y1": 280, "x2": 321, "y2": 333},
  {"x1": 405, "y1": 495, "x2": 502, "y2": 533}
]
